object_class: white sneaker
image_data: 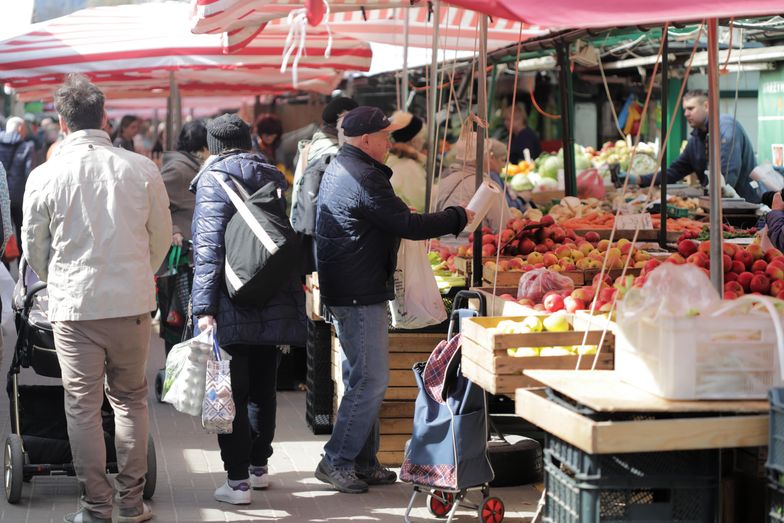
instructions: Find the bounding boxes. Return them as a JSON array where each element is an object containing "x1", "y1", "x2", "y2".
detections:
[
  {"x1": 214, "y1": 481, "x2": 251, "y2": 505},
  {"x1": 249, "y1": 466, "x2": 269, "y2": 490}
]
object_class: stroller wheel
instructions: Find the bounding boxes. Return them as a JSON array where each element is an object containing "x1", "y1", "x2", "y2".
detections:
[
  {"x1": 479, "y1": 496, "x2": 505, "y2": 523},
  {"x1": 4, "y1": 434, "x2": 24, "y2": 504},
  {"x1": 154, "y1": 369, "x2": 165, "y2": 403},
  {"x1": 427, "y1": 490, "x2": 454, "y2": 518},
  {"x1": 142, "y1": 434, "x2": 156, "y2": 500}
]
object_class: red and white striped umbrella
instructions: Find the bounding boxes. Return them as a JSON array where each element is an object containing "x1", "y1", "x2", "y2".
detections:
[
  {"x1": 0, "y1": 1, "x2": 371, "y2": 97},
  {"x1": 193, "y1": 0, "x2": 541, "y2": 53}
]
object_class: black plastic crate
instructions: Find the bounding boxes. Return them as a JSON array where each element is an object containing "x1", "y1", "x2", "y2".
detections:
[
  {"x1": 768, "y1": 388, "x2": 784, "y2": 485},
  {"x1": 305, "y1": 318, "x2": 333, "y2": 435},
  {"x1": 770, "y1": 480, "x2": 784, "y2": 522},
  {"x1": 543, "y1": 436, "x2": 718, "y2": 523}
]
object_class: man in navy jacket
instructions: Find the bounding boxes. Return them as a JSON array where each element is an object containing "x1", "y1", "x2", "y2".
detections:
[
  {"x1": 634, "y1": 90, "x2": 760, "y2": 203},
  {"x1": 314, "y1": 106, "x2": 473, "y2": 493}
]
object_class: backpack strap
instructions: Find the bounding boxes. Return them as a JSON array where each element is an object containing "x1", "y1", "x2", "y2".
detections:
[{"x1": 211, "y1": 173, "x2": 278, "y2": 255}]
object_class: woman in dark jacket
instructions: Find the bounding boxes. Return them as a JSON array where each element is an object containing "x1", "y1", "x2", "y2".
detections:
[{"x1": 190, "y1": 114, "x2": 306, "y2": 505}]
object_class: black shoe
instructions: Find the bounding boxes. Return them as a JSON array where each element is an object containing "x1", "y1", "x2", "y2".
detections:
[
  {"x1": 356, "y1": 464, "x2": 397, "y2": 485},
  {"x1": 315, "y1": 458, "x2": 369, "y2": 494}
]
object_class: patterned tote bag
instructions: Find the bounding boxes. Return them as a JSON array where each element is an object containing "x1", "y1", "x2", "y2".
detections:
[{"x1": 202, "y1": 335, "x2": 236, "y2": 434}]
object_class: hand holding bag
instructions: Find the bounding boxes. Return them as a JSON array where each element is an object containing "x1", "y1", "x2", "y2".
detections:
[
  {"x1": 161, "y1": 328, "x2": 212, "y2": 416},
  {"x1": 202, "y1": 335, "x2": 236, "y2": 434}
]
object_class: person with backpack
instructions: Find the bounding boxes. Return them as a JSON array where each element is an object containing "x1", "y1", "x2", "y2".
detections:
[
  {"x1": 314, "y1": 106, "x2": 473, "y2": 494},
  {"x1": 290, "y1": 97, "x2": 358, "y2": 272},
  {"x1": 0, "y1": 116, "x2": 36, "y2": 255},
  {"x1": 190, "y1": 113, "x2": 306, "y2": 505}
]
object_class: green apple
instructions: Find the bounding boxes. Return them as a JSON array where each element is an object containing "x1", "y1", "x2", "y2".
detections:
[
  {"x1": 543, "y1": 311, "x2": 570, "y2": 332},
  {"x1": 522, "y1": 316, "x2": 543, "y2": 333},
  {"x1": 573, "y1": 344, "x2": 598, "y2": 355},
  {"x1": 513, "y1": 347, "x2": 539, "y2": 357}
]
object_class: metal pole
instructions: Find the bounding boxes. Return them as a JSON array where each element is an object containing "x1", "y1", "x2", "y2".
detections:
[
  {"x1": 659, "y1": 29, "x2": 669, "y2": 249},
  {"x1": 401, "y1": 8, "x2": 410, "y2": 110},
  {"x1": 472, "y1": 15, "x2": 488, "y2": 288},
  {"x1": 557, "y1": 44, "x2": 577, "y2": 197},
  {"x1": 707, "y1": 19, "x2": 723, "y2": 293},
  {"x1": 424, "y1": 0, "x2": 441, "y2": 213},
  {"x1": 167, "y1": 71, "x2": 181, "y2": 151}
]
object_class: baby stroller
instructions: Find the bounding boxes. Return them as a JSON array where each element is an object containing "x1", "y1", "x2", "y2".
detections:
[
  {"x1": 400, "y1": 291, "x2": 504, "y2": 523},
  {"x1": 4, "y1": 258, "x2": 157, "y2": 504}
]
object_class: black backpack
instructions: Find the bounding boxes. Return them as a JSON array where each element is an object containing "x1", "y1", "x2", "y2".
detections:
[
  {"x1": 290, "y1": 153, "x2": 333, "y2": 236},
  {"x1": 213, "y1": 174, "x2": 302, "y2": 307}
]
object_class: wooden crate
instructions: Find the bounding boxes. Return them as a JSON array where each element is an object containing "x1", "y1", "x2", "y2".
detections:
[
  {"x1": 460, "y1": 316, "x2": 614, "y2": 395},
  {"x1": 482, "y1": 264, "x2": 527, "y2": 287},
  {"x1": 472, "y1": 286, "x2": 536, "y2": 316},
  {"x1": 304, "y1": 272, "x2": 322, "y2": 321},
  {"x1": 483, "y1": 265, "x2": 641, "y2": 288},
  {"x1": 454, "y1": 256, "x2": 503, "y2": 279},
  {"x1": 331, "y1": 331, "x2": 443, "y2": 466}
]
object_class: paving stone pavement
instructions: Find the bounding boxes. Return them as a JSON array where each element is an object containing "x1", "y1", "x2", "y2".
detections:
[{"x1": 0, "y1": 326, "x2": 541, "y2": 522}]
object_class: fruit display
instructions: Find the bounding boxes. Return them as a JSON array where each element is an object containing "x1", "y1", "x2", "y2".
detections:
[
  {"x1": 694, "y1": 224, "x2": 758, "y2": 241},
  {"x1": 490, "y1": 314, "x2": 599, "y2": 357},
  {"x1": 592, "y1": 140, "x2": 658, "y2": 175},
  {"x1": 427, "y1": 246, "x2": 466, "y2": 292},
  {"x1": 547, "y1": 196, "x2": 605, "y2": 222}
]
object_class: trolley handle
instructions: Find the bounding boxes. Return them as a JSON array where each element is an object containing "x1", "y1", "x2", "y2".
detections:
[
  {"x1": 451, "y1": 290, "x2": 486, "y2": 316},
  {"x1": 23, "y1": 282, "x2": 47, "y2": 311}
]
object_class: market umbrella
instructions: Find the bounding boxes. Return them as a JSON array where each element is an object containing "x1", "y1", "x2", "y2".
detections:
[{"x1": 0, "y1": 1, "x2": 371, "y2": 97}]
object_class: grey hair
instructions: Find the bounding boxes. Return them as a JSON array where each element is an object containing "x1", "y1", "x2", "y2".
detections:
[
  {"x1": 5, "y1": 116, "x2": 23, "y2": 134},
  {"x1": 487, "y1": 138, "x2": 508, "y2": 162},
  {"x1": 54, "y1": 74, "x2": 105, "y2": 131}
]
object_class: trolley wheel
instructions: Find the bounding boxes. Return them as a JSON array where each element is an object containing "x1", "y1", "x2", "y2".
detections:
[
  {"x1": 427, "y1": 490, "x2": 454, "y2": 518},
  {"x1": 479, "y1": 496, "x2": 505, "y2": 523},
  {"x1": 154, "y1": 369, "x2": 165, "y2": 403},
  {"x1": 142, "y1": 435, "x2": 156, "y2": 500},
  {"x1": 4, "y1": 434, "x2": 24, "y2": 504}
]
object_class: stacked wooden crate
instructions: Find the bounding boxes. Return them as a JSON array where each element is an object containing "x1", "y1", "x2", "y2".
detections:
[{"x1": 331, "y1": 331, "x2": 444, "y2": 466}]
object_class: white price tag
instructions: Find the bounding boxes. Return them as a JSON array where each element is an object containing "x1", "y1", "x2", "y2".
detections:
[{"x1": 616, "y1": 212, "x2": 653, "y2": 230}]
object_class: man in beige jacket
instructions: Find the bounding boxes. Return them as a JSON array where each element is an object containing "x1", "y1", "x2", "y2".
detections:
[{"x1": 22, "y1": 74, "x2": 171, "y2": 523}]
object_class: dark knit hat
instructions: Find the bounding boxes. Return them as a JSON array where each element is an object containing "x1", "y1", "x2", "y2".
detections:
[
  {"x1": 392, "y1": 113, "x2": 424, "y2": 143},
  {"x1": 206, "y1": 113, "x2": 252, "y2": 155},
  {"x1": 322, "y1": 97, "x2": 358, "y2": 125}
]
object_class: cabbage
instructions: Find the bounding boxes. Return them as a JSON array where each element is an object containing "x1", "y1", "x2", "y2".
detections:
[
  {"x1": 629, "y1": 154, "x2": 659, "y2": 176},
  {"x1": 540, "y1": 156, "x2": 563, "y2": 180},
  {"x1": 575, "y1": 155, "x2": 591, "y2": 170},
  {"x1": 536, "y1": 178, "x2": 559, "y2": 191},
  {"x1": 510, "y1": 173, "x2": 533, "y2": 191}
]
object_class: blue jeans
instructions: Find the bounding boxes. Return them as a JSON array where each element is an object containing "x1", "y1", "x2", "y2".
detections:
[{"x1": 324, "y1": 303, "x2": 389, "y2": 470}]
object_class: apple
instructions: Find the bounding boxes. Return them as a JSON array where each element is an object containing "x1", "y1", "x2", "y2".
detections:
[
  {"x1": 554, "y1": 245, "x2": 572, "y2": 259},
  {"x1": 752, "y1": 259, "x2": 768, "y2": 273},
  {"x1": 544, "y1": 293, "x2": 565, "y2": 313},
  {"x1": 597, "y1": 239, "x2": 611, "y2": 252},
  {"x1": 725, "y1": 272, "x2": 738, "y2": 282},
  {"x1": 724, "y1": 281, "x2": 744, "y2": 296},
  {"x1": 722, "y1": 254, "x2": 733, "y2": 273},
  {"x1": 543, "y1": 238, "x2": 556, "y2": 250},
  {"x1": 634, "y1": 250, "x2": 652, "y2": 262},
  {"x1": 588, "y1": 249, "x2": 604, "y2": 261},
  {"x1": 698, "y1": 240, "x2": 711, "y2": 255},
  {"x1": 571, "y1": 287, "x2": 595, "y2": 302},
  {"x1": 722, "y1": 242, "x2": 738, "y2": 259},
  {"x1": 481, "y1": 244, "x2": 495, "y2": 257},
  {"x1": 747, "y1": 244, "x2": 764, "y2": 260},
  {"x1": 738, "y1": 272, "x2": 754, "y2": 292},
  {"x1": 500, "y1": 229, "x2": 515, "y2": 243},
  {"x1": 686, "y1": 252, "x2": 709, "y2": 268},
  {"x1": 579, "y1": 242, "x2": 594, "y2": 256},
  {"x1": 522, "y1": 316, "x2": 543, "y2": 332},
  {"x1": 593, "y1": 273, "x2": 613, "y2": 289},
  {"x1": 527, "y1": 252, "x2": 544, "y2": 265},
  {"x1": 733, "y1": 249, "x2": 754, "y2": 269},
  {"x1": 642, "y1": 259, "x2": 661, "y2": 275},
  {"x1": 767, "y1": 264, "x2": 784, "y2": 281},
  {"x1": 584, "y1": 231, "x2": 601, "y2": 243},
  {"x1": 750, "y1": 274, "x2": 771, "y2": 294},
  {"x1": 543, "y1": 311, "x2": 570, "y2": 332},
  {"x1": 606, "y1": 254, "x2": 623, "y2": 269},
  {"x1": 542, "y1": 253, "x2": 559, "y2": 267},
  {"x1": 499, "y1": 293, "x2": 515, "y2": 301},
  {"x1": 534, "y1": 243, "x2": 549, "y2": 254},
  {"x1": 677, "y1": 240, "x2": 698, "y2": 258},
  {"x1": 517, "y1": 298, "x2": 535, "y2": 308},
  {"x1": 724, "y1": 290, "x2": 739, "y2": 300},
  {"x1": 766, "y1": 248, "x2": 784, "y2": 263},
  {"x1": 771, "y1": 279, "x2": 784, "y2": 297},
  {"x1": 571, "y1": 250, "x2": 585, "y2": 261},
  {"x1": 598, "y1": 287, "x2": 617, "y2": 303},
  {"x1": 564, "y1": 296, "x2": 585, "y2": 313},
  {"x1": 666, "y1": 253, "x2": 686, "y2": 265},
  {"x1": 519, "y1": 239, "x2": 536, "y2": 255},
  {"x1": 576, "y1": 258, "x2": 592, "y2": 270},
  {"x1": 539, "y1": 215, "x2": 555, "y2": 227},
  {"x1": 731, "y1": 260, "x2": 746, "y2": 274}
]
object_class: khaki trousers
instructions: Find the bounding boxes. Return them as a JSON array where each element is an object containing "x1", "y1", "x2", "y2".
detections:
[{"x1": 53, "y1": 314, "x2": 151, "y2": 519}]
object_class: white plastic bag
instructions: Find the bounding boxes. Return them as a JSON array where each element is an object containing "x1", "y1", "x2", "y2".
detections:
[
  {"x1": 389, "y1": 239, "x2": 447, "y2": 329},
  {"x1": 161, "y1": 328, "x2": 213, "y2": 416}
]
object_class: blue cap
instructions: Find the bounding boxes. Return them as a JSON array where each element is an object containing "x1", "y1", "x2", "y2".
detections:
[{"x1": 340, "y1": 106, "x2": 403, "y2": 137}]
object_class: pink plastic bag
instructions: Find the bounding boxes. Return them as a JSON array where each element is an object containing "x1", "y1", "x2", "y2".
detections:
[
  {"x1": 577, "y1": 169, "x2": 605, "y2": 199},
  {"x1": 516, "y1": 268, "x2": 575, "y2": 303}
]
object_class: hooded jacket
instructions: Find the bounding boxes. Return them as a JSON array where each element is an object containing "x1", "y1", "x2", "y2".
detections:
[
  {"x1": 190, "y1": 151, "x2": 306, "y2": 347},
  {"x1": 160, "y1": 150, "x2": 201, "y2": 240},
  {"x1": 315, "y1": 144, "x2": 467, "y2": 306}
]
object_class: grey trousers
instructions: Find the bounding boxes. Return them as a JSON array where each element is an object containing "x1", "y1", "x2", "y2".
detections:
[{"x1": 53, "y1": 314, "x2": 151, "y2": 519}]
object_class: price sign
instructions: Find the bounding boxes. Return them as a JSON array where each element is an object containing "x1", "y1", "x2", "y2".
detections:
[{"x1": 616, "y1": 212, "x2": 653, "y2": 230}]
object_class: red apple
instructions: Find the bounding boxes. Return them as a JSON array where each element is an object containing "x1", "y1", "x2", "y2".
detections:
[
  {"x1": 731, "y1": 260, "x2": 746, "y2": 274},
  {"x1": 766, "y1": 248, "x2": 784, "y2": 263},
  {"x1": 698, "y1": 240, "x2": 711, "y2": 255},
  {"x1": 747, "y1": 244, "x2": 764, "y2": 260},
  {"x1": 666, "y1": 253, "x2": 686, "y2": 265},
  {"x1": 543, "y1": 293, "x2": 565, "y2": 313},
  {"x1": 499, "y1": 293, "x2": 516, "y2": 301},
  {"x1": 519, "y1": 239, "x2": 536, "y2": 255},
  {"x1": 733, "y1": 249, "x2": 754, "y2": 269},
  {"x1": 767, "y1": 264, "x2": 784, "y2": 281},
  {"x1": 724, "y1": 281, "x2": 744, "y2": 296},
  {"x1": 584, "y1": 231, "x2": 600, "y2": 243},
  {"x1": 724, "y1": 290, "x2": 739, "y2": 300},
  {"x1": 750, "y1": 274, "x2": 771, "y2": 294},
  {"x1": 722, "y1": 242, "x2": 738, "y2": 259},
  {"x1": 752, "y1": 259, "x2": 768, "y2": 273},
  {"x1": 677, "y1": 240, "x2": 698, "y2": 258},
  {"x1": 722, "y1": 254, "x2": 733, "y2": 273},
  {"x1": 598, "y1": 287, "x2": 617, "y2": 303},
  {"x1": 777, "y1": 291, "x2": 784, "y2": 301},
  {"x1": 725, "y1": 272, "x2": 738, "y2": 282},
  {"x1": 564, "y1": 296, "x2": 586, "y2": 313},
  {"x1": 539, "y1": 215, "x2": 555, "y2": 227},
  {"x1": 687, "y1": 252, "x2": 709, "y2": 268},
  {"x1": 771, "y1": 279, "x2": 784, "y2": 297},
  {"x1": 642, "y1": 259, "x2": 661, "y2": 275}
]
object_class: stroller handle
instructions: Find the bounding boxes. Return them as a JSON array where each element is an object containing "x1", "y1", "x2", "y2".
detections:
[
  {"x1": 452, "y1": 290, "x2": 486, "y2": 316},
  {"x1": 23, "y1": 282, "x2": 47, "y2": 311}
]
